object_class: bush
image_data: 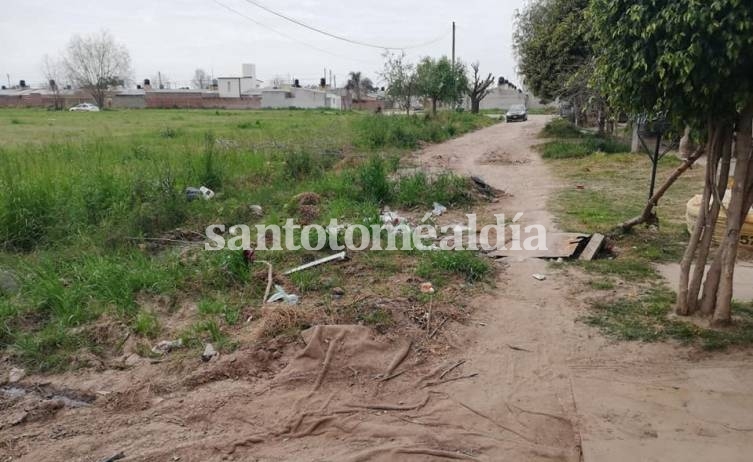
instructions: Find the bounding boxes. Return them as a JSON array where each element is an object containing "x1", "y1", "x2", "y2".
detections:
[
  {"x1": 417, "y1": 251, "x2": 492, "y2": 283},
  {"x1": 541, "y1": 118, "x2": 584, "y2": 138},
  {"x1": 395, "y1": 172, "x2": 472, "y2": 207},
  {"x1": 358, "y1": 156, "x2": 393, "y2": 204},
  {"x1": 200, "y1": 132, "x2": 223, "y2": 190},
  {"x1": 540, "y1": 137, "x2": 630, "y2": 159},
  {"x1": 283, "y1": 150, "x2": 317, "y2": 180},
  {"x1": 355, "y1": 112, "x2": 492, "y2": 149}
]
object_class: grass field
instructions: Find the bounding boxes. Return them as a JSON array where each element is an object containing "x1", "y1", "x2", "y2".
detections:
[
  {"x1": 544, "y1": 118, "x2": 753, "y2": 349},
  {"x1": 0, "y1": 108, "x2": 495, "y2": 371}
]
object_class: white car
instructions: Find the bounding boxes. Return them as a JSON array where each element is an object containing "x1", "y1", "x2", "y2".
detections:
[{"x1": 69, "y1": 103, "x2": 100, "y2": 112}]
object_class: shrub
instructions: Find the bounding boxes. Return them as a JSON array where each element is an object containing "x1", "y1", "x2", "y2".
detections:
[
  {"x1": 358, "y1": 156, "x2": 392, "y2": 204},
  {"x1": 283, "y1": 150, "x2": 317, "y2": 180},
  {"x1": 541, "y1": 118, "x2": 583, "y2": 138},
  {"x1": 200, "y1": 132, "x2": 223, "y2": 190},
  {"x1": 417, "y1": 250, "x2": 492, "y2": 283}
]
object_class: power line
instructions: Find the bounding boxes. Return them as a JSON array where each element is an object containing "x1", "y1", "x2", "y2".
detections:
[
  {"x1": 212, "y1": 0, "x2": 376, "y2": 64},
  {"x1": 241, "y1": 0, "x2": 448, "y2": 50}
]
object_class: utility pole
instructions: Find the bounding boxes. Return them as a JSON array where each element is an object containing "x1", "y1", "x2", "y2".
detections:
[
  {"x1": 452, "y1": 21, "x2": 457, "y2": 109},
  {"x1": 452, "y1": 21, "x2": 456, "y2": 68}
]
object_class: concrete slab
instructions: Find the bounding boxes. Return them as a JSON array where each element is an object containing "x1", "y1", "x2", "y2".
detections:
[{"x1": 655, "y1": 261, "x2": 753, "y2": 301}]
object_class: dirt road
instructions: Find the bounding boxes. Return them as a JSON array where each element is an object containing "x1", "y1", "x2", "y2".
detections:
[{"x1": 3, "y1": 116, "x2": 753, "y2": 461}]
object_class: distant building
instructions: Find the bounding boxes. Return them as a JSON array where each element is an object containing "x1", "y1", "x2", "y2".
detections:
[
  {"x1": 261, "y1": 86, "x2": 341, "y2": 109},
  {"x1": 218, "y1": 63, "x2": 261, "y2": 98}
]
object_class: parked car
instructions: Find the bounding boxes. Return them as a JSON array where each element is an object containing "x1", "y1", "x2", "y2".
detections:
[
  {"x1": 69, "y1": 103, "x2": 100, "y2": 112},
  {"x1": 505, "y1": 104, "x2": 528, "y2": 122}
]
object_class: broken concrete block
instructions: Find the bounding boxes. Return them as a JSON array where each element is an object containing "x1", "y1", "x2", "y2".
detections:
[
  {"x1": 8, "y1": 367, "x2": 26, "y2": 383},
  {"x1": 202, "y1": 343, "x2": 218, "y2": 362}
]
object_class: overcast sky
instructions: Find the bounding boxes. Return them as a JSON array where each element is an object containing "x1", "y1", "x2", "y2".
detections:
[{"x1": 0, "y1": 0, "x2": 526, "y2": 89}]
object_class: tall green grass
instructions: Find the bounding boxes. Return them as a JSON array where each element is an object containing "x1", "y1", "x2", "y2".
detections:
[
  {"x1": 355, "y1": 111, "x2": 493, "y2": 149},
  {"x1": 0, "y1": 108, "x2": 493, "y2": 371}
]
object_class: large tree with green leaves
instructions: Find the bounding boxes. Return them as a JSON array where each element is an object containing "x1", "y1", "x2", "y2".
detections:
[
  {"x1": 381, "y1": 52, "x2": 418, "y2": 114},
  {"x1": 416, "y1": 56, "x2": 468, "y2": 114},
  {"x1": 589, "y1": 0, "x2": 753, "y2": 325},
  {"x1": 513, "y1": 0, "x2": 590, "y2": 105}
]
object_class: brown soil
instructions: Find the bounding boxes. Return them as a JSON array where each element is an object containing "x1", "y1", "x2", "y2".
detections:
[{"x1": 2, "y1": 116, "x2": 752, "y2": 462}]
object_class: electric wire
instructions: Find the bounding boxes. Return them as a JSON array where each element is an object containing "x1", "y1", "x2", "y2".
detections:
[{"x1": 241, "y1": 0, "x2": 448, "y2": 50}]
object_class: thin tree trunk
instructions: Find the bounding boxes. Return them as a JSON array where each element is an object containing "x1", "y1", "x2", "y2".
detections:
[
  {"x1": 711, "y1": 101, "x2": 753, "y2": 325},
  {"x1": 698, "y1": 132, "x2": 733, "y2": 315},
  {"x1": 618, "y1": 146, "x2": 705, "y2": 232},
  {"x1": 688, "y1": 130, "x2": 731, "y2": 313},
  {"x1": 432, "y1": 98, "x2": 437, "y2": 115},
  {"x1": 677, "y1": 125, "x2": 718, "y2": 315},
  {"x1": 631, "y1": 123, "x2": 641, "y2": 153}
]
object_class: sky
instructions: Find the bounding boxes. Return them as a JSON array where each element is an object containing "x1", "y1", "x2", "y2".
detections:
[{"x1": 0, "y1": 0, "x2": 526, "y2": 89}]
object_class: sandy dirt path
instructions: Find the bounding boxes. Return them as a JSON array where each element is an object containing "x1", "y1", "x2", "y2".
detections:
[
  {"x1": 414, "y1": 116, "x2": 753, "y2": 462},
  {"x1": 3, "y1": 116, "x2": 753, "y2": 462}
]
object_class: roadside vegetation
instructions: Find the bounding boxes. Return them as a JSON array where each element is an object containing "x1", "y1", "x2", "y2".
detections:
[
  {"x1": 543, "y1": 118, "x2": 753, "y2": 350},
  {"x1": 0, "y1": 108, "x2": 494, "y2": 371}
]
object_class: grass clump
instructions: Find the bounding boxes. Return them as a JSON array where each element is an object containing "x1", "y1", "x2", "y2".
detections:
[
  {"x1": 540, "y1": 137, "x2": 630, "y2": 159},
  {"x1": 540, "y1": 118, "x2": 584, "y2": 138},
  {"x1": 584, "y1": 288, "x2": 753, "y2": 350},
  {"x1": 417, "y1": 251, "x2": 492, "y2": 283},
  {"x1": 355, "y1": 112, "x2": 493, "y2": 149}
]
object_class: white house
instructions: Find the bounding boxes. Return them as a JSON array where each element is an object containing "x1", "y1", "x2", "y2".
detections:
[
  {"x1": 218, "y1": 63, "x2": 261, "y2": 98},
  {"x1": 261, "y1": 87, "x2": 341, "y2": 109}
]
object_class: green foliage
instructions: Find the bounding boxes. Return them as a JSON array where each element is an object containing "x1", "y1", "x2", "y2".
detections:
[
  {"x1": 416, "y1": 56, "x2": 469, "y2": 112},
  {"x1": 357, "y1": 156, "x2": 392, "y2": 204},
  {"x1": 514, "y1": 0, "x2": 591, "y2": 101},
  {"x1": 584, "y1": 288, "x2": 753, "y2": 350},
  {"x1": 381, "y1": 51, "x2": 417, "y2": 113},
  {"x1": 200, "y1": 132, "x2": 223, "y2": 190},
  {"x1": 0, "y1": 108, "x2": 492, "y2": 371},
  {"x1": 417, "y1": 251, "x2": 492, "y2": 283},
  {"x1": 355, "y1": 111, "x2": 492, "y2": 149},
  {"x1": 541, "y1": 119, "x2": 584, "y2": 138},
  {"x1": 539, "y1": 137, "x2": 630, "y2": 159},
  {"x1": 588, "y1": 0, "x2": 753, "y2": 124}
]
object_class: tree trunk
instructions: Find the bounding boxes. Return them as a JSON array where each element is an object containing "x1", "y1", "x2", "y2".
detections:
[
  {"x1": 618, "y1": 146, "x2": 705, "y2": 232},
  {"x1": 711, "y1": 102, "x2": 753, "y2": 325},
  {"x1": 687, "y1": 129, "x2": 731, "y2": 314},
  {"x1": 432, "y1": 98, "x2": 437, "y2": 115},
  {"x1": 679, "y1": 126, "x2": 696, "y2": 159},
  {"x1": 677, "y1": 124, "x2": 719, "y2": 316},
  {"x1": 597, "y1": 104, "x2": 606, "y2": 135},
  {"x1": 471, "y1": 98, "x2": 480, "y2": 114},
  {"x1": 631, "y1": 123, "x2": 641, "y2": 153},
  {"x1": 690, "y1": 131, "x2": 731, "y2": 314},
  {"x1": 677, "y1": 102, "x2": 753, "y2": 323}
]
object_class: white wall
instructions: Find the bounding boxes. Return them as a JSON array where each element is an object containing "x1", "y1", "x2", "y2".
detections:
[
  {"x1": 261, "y1": 87, "x2": 341, "y2": 109},
  {"x1": 218, "y1": 78, "x2": 240, "y2": 98},
  {"x1": 240, "y1": 77, "x2": 259, "y2": 93},
  {"x1": 475, "y1": 87, "x2": 527, "y2": 110}
]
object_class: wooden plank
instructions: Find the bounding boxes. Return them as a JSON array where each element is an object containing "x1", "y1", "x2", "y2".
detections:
[
  {"x1": 487, "y1": 233, "x2": 588, "y2": 259},
  {"x1": 579, "y1": 233, "x2": 606, "y2": 261}
]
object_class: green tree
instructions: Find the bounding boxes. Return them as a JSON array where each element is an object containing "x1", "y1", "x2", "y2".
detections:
[
  {"x1": 416, "y1": 56, "x2": 468, "y2": 115},
  {"x1": 381, "y1": 52, "x2": 418, "y2": 115},
  {"x1": 589, "y1": 0, "x2": 753, "y2": 325},
  {"x1": 514, "y1": 0, "x2": 592, "y2": 123}
]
